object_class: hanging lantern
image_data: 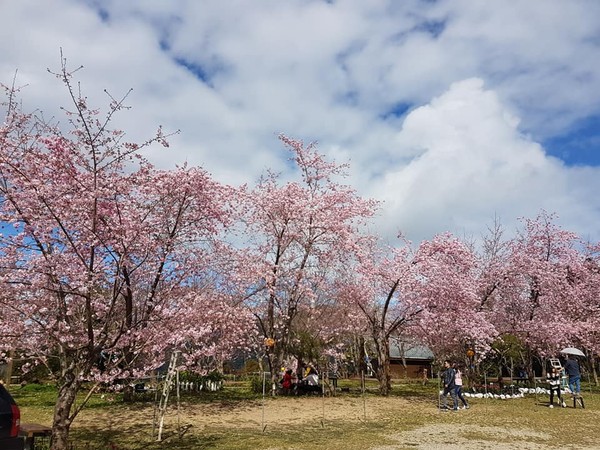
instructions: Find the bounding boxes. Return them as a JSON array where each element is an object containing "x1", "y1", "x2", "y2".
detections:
[
  {"x1": 466, "y1": 348, "x2": 475, "y2": 358},
  {"x1": 264, "y1": 337, "x2": 275, "y2": 348}
]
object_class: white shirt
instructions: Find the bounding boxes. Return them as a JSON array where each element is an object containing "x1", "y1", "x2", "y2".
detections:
[{"x1": 306, "y1": 373, "x2": 319, "y2": 386}]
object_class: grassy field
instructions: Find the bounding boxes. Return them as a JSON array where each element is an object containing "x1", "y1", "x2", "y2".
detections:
[{"x1": 10, "y1": 379, "x2": 600, "y2": 449}]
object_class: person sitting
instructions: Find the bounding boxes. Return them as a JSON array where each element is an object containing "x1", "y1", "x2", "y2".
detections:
[
  {"x1": 298, "y1": 367, "x2": 321, "y2": 395},
  {"x1": 281, "y1": 369, "x2": 296, "y2": 395}
]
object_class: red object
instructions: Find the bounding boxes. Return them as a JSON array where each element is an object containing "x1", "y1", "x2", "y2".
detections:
[
  {"x1": 10, "y1": 404, "x2": 20, "y2": 437},
  {"x1": 282, "y1": 372, "x2": 293, "y2": 389}
]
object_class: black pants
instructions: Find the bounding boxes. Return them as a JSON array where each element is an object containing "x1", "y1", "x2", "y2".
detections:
[{"x1": 455, "y1": 385, "x2": 468, "y2": 407}]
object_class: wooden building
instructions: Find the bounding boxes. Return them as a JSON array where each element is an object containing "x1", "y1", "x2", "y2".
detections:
[{"x1": 389, "y1": 339, "x2": 434, "y2": 379}]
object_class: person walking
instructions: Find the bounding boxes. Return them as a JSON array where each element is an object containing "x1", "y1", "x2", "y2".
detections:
[
  {"x1": 440, "y1": 360, "x2": 458, "y2": 411},
  {"x1": 453, "y1": 363, "x2": 469, "y2": 409}
]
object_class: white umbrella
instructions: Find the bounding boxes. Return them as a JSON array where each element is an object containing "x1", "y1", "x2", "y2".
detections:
[{"x1": 560, "y1": 347, "x2": 585, "y2": 357}]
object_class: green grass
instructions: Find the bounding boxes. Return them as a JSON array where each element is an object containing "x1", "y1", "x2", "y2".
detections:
[{"x1": 9, "y1": 380, "x2": 600, "y2": 449}]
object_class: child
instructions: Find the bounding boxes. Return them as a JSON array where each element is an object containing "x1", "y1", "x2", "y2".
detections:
[{"x1": 547, "y1": 366, "x2": 566, "y2": 408}]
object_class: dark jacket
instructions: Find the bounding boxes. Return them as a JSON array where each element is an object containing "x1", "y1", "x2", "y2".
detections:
[
  {"x1": 442, "y1": 367, "x2": 456, "y2": 387},
  {"x1": 564, "y1": 359, "x2": 580, "y2": 378}
]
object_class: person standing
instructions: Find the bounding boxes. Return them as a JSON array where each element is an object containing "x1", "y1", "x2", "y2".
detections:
[
  {"x1": 440, "y1": 360, "x2": 458, "y2": 411},
  {"x1": 564, "y1": 355, "x2": 581, "y2": 396},
  {"x1": 453, "y1": 363, "x2": 469, "y2": 409},
  {"x1": 546, "y1": 365, "x2": 566, "y2": 408}
]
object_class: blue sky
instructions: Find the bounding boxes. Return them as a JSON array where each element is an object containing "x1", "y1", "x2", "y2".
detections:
[{"x1": 1, "y1": 0, "x2": 600, "y2": 244}]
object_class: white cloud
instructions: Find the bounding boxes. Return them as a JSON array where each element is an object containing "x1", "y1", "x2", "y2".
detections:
[
  {"x1": 371, "y1": 78, "x2": 600, "y2": 243},
  {"x1": 1, "y1": 0, "x2": 600, "y2": 243}
]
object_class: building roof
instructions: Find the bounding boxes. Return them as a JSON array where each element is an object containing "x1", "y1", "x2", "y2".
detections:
[{"x1": 389, "y1": 340, "x2": 434, "y2": 360}]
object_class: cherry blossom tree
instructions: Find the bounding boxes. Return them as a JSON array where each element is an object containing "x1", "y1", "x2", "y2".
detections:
[
  {"x1": 409, "y1": 234, "x2": 496, "y2": 367},
  {"x1": 335, "y1": 238, "x2": 422, "y2": 395},
  {"x1": 161, "y1": 286, "x2": 256, "y2": 373},
  {"x1": 0, "y1": 62, "x2": 240, "y2": 449},
  {"x1": 473, "y1": 217, "x2": 523, "y2": 378},
  {"x1": 477, "y1": 216, "x2": 511, "y2": 314},
  {"x1": 485, "y1": 212, "x2": 584, "y2": 376},
  {"x1": 232, "y1": 135, "x2": 378, "y2": 387},
  {"x1": 281, "y1": 288, "x2": 359, "y2": 374},
  {"x1": 553, "y1": 247, "x2": 600, "y2": 384}
]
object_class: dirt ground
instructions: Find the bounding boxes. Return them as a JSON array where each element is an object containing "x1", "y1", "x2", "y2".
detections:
[
  {"x1": 181, "y1": 397, "x2": 564, "y2": 450},
  {"x1": 76, "y1": 394, "x2": 600, "y2": 449},
  {"x1": 371, "y1": 424, "x2": 552, "y2": 450},
  {"x1": 184, "y1": 395, "x2": 381, "y2": 428}
]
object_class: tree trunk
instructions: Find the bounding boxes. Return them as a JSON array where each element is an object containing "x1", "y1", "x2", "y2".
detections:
[
  {"x1": 51, "y1": 377, "x2": 79, "y2": 450},
  {"x1": 526, "y1": 348, "x2": 535, "y2": 382},
  {"x1": 2, "y1": 350, "x2": 14, "y2": 385},
  {"x1": 266, "y1": 346, "x2": 285, "y2": 396},
  {"x1": 374, "y1": 333, "x2": 391, "y2": 396},
  {"x1": 590, "y1": 354, "x2": 598, "y2": 387},
  {"x1": 540, "y1": 356, "x2": 547, "y2": 378},
  {"x1": 123, "y1": 384, "x2": 134, "y2": 403},
  {"x1": 358, "y1": 335, "x2": 367, "y2": 376}
]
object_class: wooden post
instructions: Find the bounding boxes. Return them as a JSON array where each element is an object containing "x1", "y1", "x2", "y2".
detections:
[
  {"x1": 361, "y1": 370, "x2": 366, "y2": 420},
  {"x1": 3, "y1": 350, "x2": 14, "y2": 385},
  {"x1": 321, "y1": 362, "x2": 325, "y2": 428},
  {"x1": 176, "y1": 367, "x2": 181, "y2": 439},
  {"x1": 261, "y1": 371, "x2": 267, "y2": 432}
]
